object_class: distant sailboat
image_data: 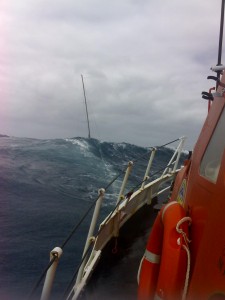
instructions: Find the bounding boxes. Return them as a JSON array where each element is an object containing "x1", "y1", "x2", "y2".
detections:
[{"x1": 81, "y1": 74, "x2": 91, "y2": 139}]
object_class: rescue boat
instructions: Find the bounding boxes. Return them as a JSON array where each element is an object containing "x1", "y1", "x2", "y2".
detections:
[{"x1": 138, "y1": 69, "x2": 225, "y2": 299}]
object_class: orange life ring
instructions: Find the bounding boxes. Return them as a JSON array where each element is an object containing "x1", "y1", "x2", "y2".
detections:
[
  {"x1": 137, "y1": 211, "x2": 164, "y2": 300},
  {"x1": 138, "y1": 201, "x2": 191, "y2": 300}
]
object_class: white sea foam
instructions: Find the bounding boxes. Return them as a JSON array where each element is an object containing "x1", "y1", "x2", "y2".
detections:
[
  {"x1": 65, "y1": 138, "x2": 89, "y2": 149},
  {"x1": 65, "y1": 138, "x2": 93, "y2": 157}
]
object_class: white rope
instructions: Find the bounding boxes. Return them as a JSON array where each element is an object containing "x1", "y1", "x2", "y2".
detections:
[
  {"x1": 181, "y1": 244, "x2": 191, "y2": 300},
  {"x1": 137, "y1": 256, "x2": 144, "y2": 285},
  {"x1": 176, "y1": 216, "x2": 192, "y2": 231},
  {"x1": 176, "y1": 217, "x2": 192, "y2": 246},
  {"x1": 176, "y1": 216, "x2": 192, "y2": 300}
]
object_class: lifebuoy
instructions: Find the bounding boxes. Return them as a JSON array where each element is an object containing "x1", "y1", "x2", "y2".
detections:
[
  {"x1": 138, "y1": 201, "x2": 191, "y2": 300},
  {"x1": 137, "y1": 211, "x2": 164, "y2": 300}
]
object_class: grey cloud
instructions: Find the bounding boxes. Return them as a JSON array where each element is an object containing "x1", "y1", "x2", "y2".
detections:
[{"x1": 0, "y1": 0, "x2": 223, "y2": 149}]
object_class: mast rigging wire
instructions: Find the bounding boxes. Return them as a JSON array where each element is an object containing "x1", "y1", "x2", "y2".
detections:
[{"x1": 81, "y1": 74, "x2": 91, "y2": 139}]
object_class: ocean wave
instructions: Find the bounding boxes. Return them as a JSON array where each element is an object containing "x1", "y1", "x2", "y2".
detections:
[{"x1": 0, "y1": 135, "x2": 187, "y2": 300}]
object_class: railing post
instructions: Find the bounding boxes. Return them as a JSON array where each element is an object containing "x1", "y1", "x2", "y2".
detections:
[
  {"x1": 162, "y1": 137, "x2": 186, "y2": 176},
  {"x1": 141, "y1": 148, "x2": 156, "y2": 189},
  {"x1": 172, "y1": 136, "x2": 186, "y2": 172},
  {"x1": 75, "y1": 188, "x2": 105, "y2": 285},
  {"x1": 40, "y1": 247, "x2": 63, "y2": 300},
  {"x1": 116, "y1": 161, "x2": 133, "y2": 205}
]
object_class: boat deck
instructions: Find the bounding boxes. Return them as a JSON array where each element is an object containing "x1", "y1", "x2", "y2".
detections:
[{"x1": 79, "y1": 200, "x2": 158, "y2": 300}]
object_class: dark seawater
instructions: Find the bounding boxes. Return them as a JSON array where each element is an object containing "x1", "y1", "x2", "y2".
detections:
[{"x1": 0, "y1": 136, "x2": 186, "y2": 300}]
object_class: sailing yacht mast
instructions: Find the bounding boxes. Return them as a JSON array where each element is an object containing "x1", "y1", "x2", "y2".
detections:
[
  {"x1": 81, "y1": 74, "x2": 91, "y2": 139},
  {"x1": 216, "y1": 0, "x2": 225, "y2": 85}
]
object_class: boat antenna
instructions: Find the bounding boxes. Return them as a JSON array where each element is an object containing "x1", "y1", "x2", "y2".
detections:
[
  {"x1": 216, "y1": 0, "x2": 225, "y2": 83},
  {"x1": 81, "y1": 74, "x2": 91, "y2": 139}
]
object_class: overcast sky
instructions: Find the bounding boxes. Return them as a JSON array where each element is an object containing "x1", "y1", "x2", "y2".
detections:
[{"x1": 0, "y1": 0, "x2": 223, "y2": 149}]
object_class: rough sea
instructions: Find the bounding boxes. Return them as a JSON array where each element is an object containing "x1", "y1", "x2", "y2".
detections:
[{"x1": 0, "y1": 136, "x2": 186, "y2": 300}]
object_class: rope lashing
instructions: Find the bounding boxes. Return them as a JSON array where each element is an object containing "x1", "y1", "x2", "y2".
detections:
[{"x1": 176, "y1": 216, "x2": 192, "y2": 300}]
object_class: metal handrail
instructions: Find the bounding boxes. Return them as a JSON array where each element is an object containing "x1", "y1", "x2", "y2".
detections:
[{"x1": 69, "y1": 136, "x2": 186, "y2": 299}]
